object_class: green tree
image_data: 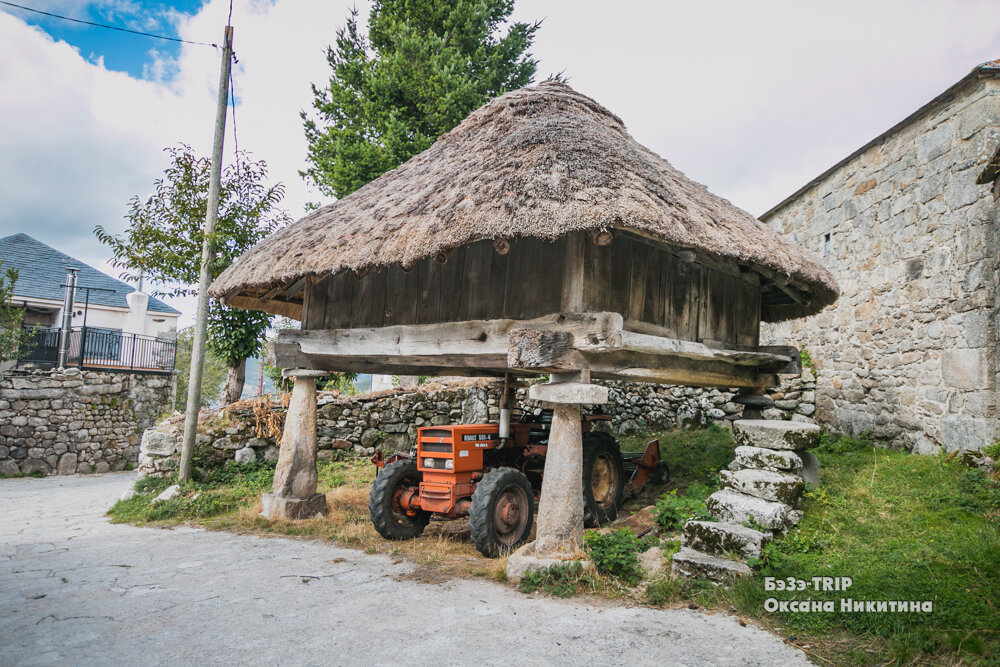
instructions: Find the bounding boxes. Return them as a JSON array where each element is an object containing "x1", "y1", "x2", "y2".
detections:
[
  {"x1": 95, "y1": 145, "x2": 289, "y2": 405},
  {"x1": 173, "y1": 326, "x2": 228, "y2": 411},
  {"x1": 302, "y1": 0, "x2": 542, "y2": 198},
  {"x1": 260, "y1": 317, "x2": 358, "y2": 395},
  {"x1": 0, "y1": 261, "x2": 30, "y2": 364}
]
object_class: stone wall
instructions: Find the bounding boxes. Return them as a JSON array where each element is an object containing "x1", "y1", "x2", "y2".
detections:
[
  {"x1": 138, "y1": 374, "x2": 815, "y2": 478},
  {"x1": 0, "y1": 368, "x2": 175, "y2": 476},
  {"x1": 763, "y1": 76, "x2": 1000, "y2": 454}
]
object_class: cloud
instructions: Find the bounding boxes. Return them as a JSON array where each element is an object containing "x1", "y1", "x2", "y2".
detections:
[{"x1": 2, "y1": 0, "x2": 1000, "y2": 328}]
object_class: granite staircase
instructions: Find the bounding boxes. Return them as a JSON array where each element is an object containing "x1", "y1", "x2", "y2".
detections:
[{"x1": 671, "y1": 419, "x2": 822, "y2": 583}]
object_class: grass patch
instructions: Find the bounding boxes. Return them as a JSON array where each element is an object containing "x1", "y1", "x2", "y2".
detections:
[
  {"x1": 518, "y1": 561, "x2": 596, "y2": 598},
  {"x1": 620, "y1": 422, "x2": 734, "y2": 493},
  {"x1": 688, "y1": 434, "x2": 1000, "y2": 665}
]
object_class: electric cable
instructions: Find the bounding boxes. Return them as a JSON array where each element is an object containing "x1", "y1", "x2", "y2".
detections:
[{"x1": 0, "y1": 0, "x2": 217, "y2": 47}]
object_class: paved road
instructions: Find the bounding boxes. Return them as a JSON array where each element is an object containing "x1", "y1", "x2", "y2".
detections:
[{"x1": 0, "y1": 473, "x2": 808, "y2": 666}]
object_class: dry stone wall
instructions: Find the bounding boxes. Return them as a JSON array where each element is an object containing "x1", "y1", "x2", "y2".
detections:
[
  {"x1": 138, "y1": 375, "x2": 815, "y2": 478},
  {"x1": 763, "y1": 77, "x2": 1000, "y2": 454},
  {"x1": 0, "y1": 368, "x2": 175, "y2": 476}
]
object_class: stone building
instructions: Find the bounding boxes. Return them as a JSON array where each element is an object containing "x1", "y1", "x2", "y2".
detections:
[{"x1": 762, "y1": 60, "x2": 1000, "y2": 453}]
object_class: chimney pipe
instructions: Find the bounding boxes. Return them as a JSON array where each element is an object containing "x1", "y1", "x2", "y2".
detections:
[{"x1": 57, "y1": 268, "x2": 78, "y2": 369}]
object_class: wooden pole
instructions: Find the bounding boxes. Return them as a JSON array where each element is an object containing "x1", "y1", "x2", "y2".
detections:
[{"x1": 179, "y1": 25, "x2": 233, "y2": 483}]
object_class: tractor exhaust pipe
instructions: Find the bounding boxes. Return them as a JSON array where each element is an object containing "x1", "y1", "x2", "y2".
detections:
[{"x1": 499, "y1": 409, "x2": 511, "y2": 439}]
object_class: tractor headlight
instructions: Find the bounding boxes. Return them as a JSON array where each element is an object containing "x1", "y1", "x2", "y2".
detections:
[
  {"x1": 444, "y1": 459, "x2": 453, "y2": 470},
  {"x1": 424, "y1": 458, "x2": 434, "y2": 468}
]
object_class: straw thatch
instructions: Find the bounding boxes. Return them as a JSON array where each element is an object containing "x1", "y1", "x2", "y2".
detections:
[{"x1": 211, "y1": 81, "x2": 838, "y2": 322}]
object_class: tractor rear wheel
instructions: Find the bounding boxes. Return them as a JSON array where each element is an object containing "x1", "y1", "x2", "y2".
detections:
[
  {"x1": 369, "y1": 458, "x2": 430, "y2": 540},
  {"x1": 469, "y1": 468, "x2": 534, "y2": 558},
  {"x1": 583, "y1": 434, "x2": 626, "y2": 528}
]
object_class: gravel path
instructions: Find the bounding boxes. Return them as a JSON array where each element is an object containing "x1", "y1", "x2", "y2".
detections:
[{"x1": 0, "y1": 473, "x2": 809, "y2": 666}]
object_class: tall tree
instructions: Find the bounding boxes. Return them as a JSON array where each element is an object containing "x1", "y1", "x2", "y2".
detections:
[
  {"x1": 302, "y1": 0, "x2": 542, "y2": 198},
  {"x1": 95, "y1": 145, "x2": 290, "y2": 405},
  {"x1": 172, "y1": 326, "x2": 228, "y2": 411}
]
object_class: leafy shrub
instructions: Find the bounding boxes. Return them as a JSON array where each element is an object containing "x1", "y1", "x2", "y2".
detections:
[
  {"x1": 518, "y1": 561, "x2": 595, "y2": 597},
  {"x1": 982, "y1": 441, "x2": 1000, "y2": 460},
  {"x1": 653, "y1": 487, "x2": 715, "y2": 532},
  {"x1": 584, "y1": 528, "x2": 646, "y2": 585}
]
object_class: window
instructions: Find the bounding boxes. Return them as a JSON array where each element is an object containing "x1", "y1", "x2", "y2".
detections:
[{"x1": 823, "y1": 233, "x2": 832, "y2": 255}]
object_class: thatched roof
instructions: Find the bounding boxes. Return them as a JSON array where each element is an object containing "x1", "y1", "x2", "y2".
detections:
[{"x1": 211, "y1": 81, "x2": 838, "y2": 322}]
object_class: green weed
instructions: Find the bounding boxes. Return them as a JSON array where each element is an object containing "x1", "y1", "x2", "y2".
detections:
[
  {"x1": 584, "y1": 528, "x2": 651, "y2": 586},
  {"x1": 518, "y1": 561, "x2": 596, "y2": 598}
]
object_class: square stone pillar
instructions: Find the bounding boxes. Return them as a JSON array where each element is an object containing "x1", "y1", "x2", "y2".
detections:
[{"x1": 261, "y1": 369, "x2": 327, "y2": 520}]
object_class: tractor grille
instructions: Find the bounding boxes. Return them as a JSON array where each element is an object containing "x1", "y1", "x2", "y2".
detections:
[
  {"x1": 422, "y1": 429, "x2": 452, "y2": 438},
  {"x1": 421, "y1": 441, "x2": 452, "y2": 453}
]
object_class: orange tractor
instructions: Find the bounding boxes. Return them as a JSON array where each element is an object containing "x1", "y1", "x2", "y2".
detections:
[{"x1": 369, "y1": 410, "x2": 669, "y2": 557}]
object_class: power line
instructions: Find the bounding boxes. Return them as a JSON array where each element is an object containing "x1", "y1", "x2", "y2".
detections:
[{"x1": 0, "y1": 0, "x2": 217, "y2": 47}]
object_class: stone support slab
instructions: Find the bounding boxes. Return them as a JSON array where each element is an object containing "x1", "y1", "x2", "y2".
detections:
[
  {"x1": 528, "y1": 381, "x2": 608, "y2": 405},
  {"x1": 733, "y1": 420, "x2": 820, "y2": 451}
]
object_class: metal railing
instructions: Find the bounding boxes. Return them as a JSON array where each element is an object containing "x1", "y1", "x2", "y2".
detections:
[{"x1": 17, "y1": 327, "x2": 177, "y2": 374}]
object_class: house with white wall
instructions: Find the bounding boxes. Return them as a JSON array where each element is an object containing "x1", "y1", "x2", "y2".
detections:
[{"x1": 0, "y1": 233, "x2": 180, "y2": 370}]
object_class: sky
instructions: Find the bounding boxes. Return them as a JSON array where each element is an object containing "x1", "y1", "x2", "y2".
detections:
[{"x1": 2, "y1": 0, "x2": 1000, "y2": 326}]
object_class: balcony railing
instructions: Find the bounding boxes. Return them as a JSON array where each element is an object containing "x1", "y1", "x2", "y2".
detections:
[{"x1": 17, "y1": 327, "x2": 177, "y2": 374}]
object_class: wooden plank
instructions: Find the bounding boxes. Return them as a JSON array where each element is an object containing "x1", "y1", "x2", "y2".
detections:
[
  {"x1": 734, "y1": 273, "x2": 761, "y2": 348},
  {"x1": 437, "y1": 246, "x2": 466, "y2": 319},
  {"x1": 643, "y1": 244, "x2": 664, "y2": 326},
  {"x1": 280, "y1": 311, "x2": 625, "y2": 359},
  {"x1": 626, "y1": 237, "x2": 648, "y2": 323},
  {"x1": 507, "y1": 329, "x2": 580, "y2": 370},
  {"x1": 350, "y1": 267, "x2": 386, "y2": 328},
  {"x1": 460, "y1": 240, "x2": 507, "y2": 321},
  {"x1": 561, "y1": 232, "x2": 586, "y2": 313},
  {"x1": 415, "y1": 258, "x2": 442, "y2": 324},
  {"x1": 582, "y1": 239, "x2": 613, "y2": 311},
  {"x1": 503, "y1": 237, "x2": 564, "y2": 319},
  {"x1": 699, "y1": 269, "x2": 736, "y2": 347},
  {"x1": 668, "y1": 257, "x2": 700, "y2": 340},
  {"x1": 384, "y1": 265, "x2": 417, "y2": 326},
  {"x1": 323, "y1": 272, "x2": 354, "y2": 329},
  {"x1": 302, "y1": 278, "x2": 323, "y2": 330}
]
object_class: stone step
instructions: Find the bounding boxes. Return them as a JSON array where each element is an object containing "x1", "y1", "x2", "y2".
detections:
[
  {"x1": 671, "y1": 547, "x2": 752, "y2": 582},
  {"x1": 734, "y1": 445, "x2": 803, "y2": 472},
  {"x1": 719, "y1": 469, "x2": 805, "y2": 504},
  {"x1": 733, "y1": 419, "x2": 821, "y2": 451},
  {"x1": 706, "y1": 489, "x2": 797, "y2": 531},
  {"x1": 682, "y1": 520, "x2": 771, "y2": 560}
]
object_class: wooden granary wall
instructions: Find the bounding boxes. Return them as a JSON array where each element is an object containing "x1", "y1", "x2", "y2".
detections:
[{"x1": 302, "y1": 231, "x2": 761, "y2": 350}]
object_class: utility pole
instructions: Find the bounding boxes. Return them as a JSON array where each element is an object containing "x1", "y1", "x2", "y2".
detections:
[{"x1": 179, "y1": 24, "x2": 233, "y2": 482}]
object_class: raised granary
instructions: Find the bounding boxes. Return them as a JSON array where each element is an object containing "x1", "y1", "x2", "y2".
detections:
[{"x1": 210, "y1": 81, "x2": 837, "y2": 559}]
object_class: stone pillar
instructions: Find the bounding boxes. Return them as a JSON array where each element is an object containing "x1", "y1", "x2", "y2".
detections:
[
  {"x1": 525, "y1": 373, "x2": 608, "y2": 556},
  {"x1": 260, "y1": 369, "x2": 327, "y2": 520},
  {"x1": 534, "y1": 402, "x2": 586, "y2": 554}
]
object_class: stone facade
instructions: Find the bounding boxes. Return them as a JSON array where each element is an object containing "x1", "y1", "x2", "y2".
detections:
[
  {"x1": 0, "y1": 368, "x2": 175, "y2": 476},
  {"x1": 763, "y1": 68, "x2": 1000, "y2": 454},
  {"x1": 138, "y1": 375, "x2": 815, "y2": 478}
]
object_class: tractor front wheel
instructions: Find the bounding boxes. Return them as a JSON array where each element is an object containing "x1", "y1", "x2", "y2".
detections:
[
  {"x1": 583, "y1": 434, "x2": 626, "y2": 528},
  {"x1": 469, "y1": 468, "x2": 535, "y2": 558},
  {"x1": 369, "y1": 458, "x2": 430, "y2": 540}
]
